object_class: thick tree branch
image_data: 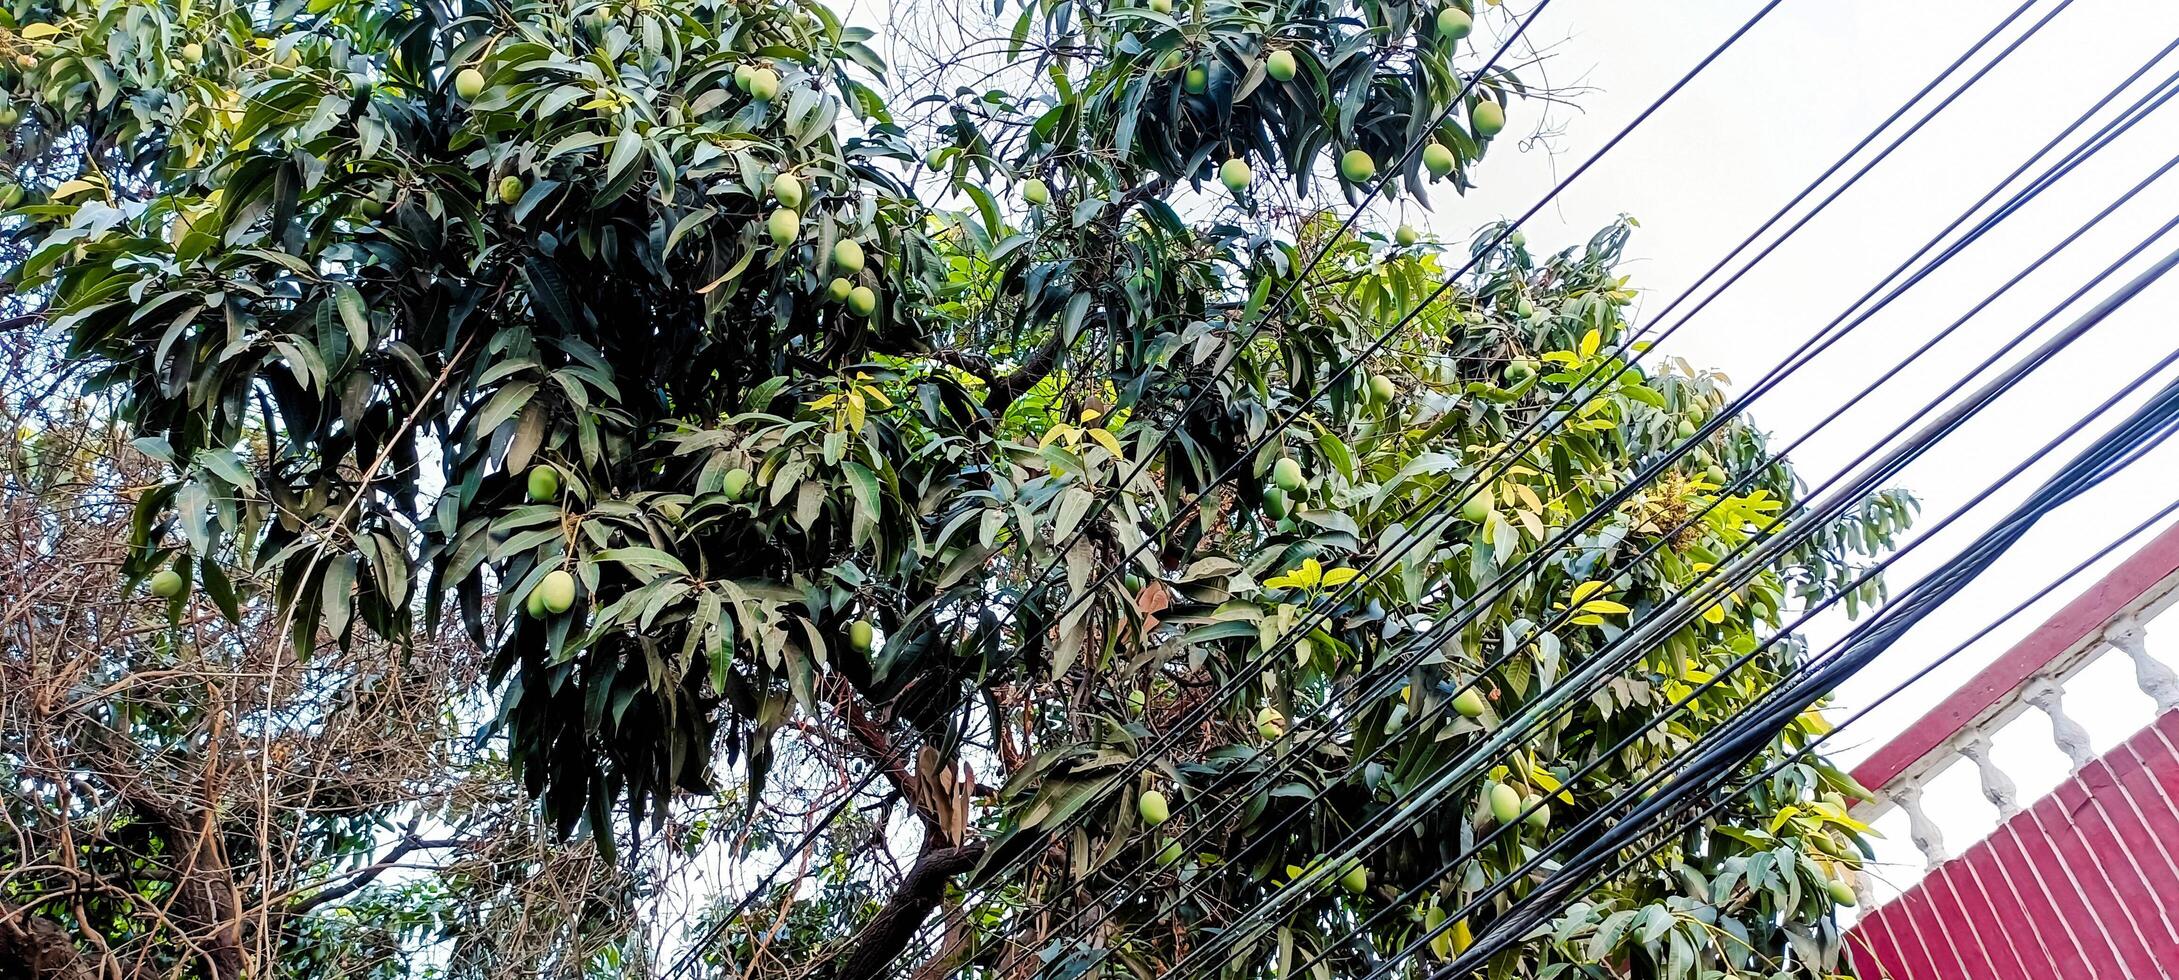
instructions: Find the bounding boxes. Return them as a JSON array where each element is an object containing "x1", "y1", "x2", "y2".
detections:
[
  {"x1": 0, "y1": 898, "x2": 92, "y2": 980},
  {"x1": 980, "y1": 331, "x2": 1067, "y2": 418},
  {"x1": 821, "y1": 843, "x2": 986, "y2": 980}
]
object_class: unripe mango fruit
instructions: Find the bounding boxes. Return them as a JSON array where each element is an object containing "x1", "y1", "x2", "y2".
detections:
[
  {"x1": 848, "y1": 619, "x2": 874, "y2": 652},
  {"x1": 1487, "y1": 781, "x2": 1522, "y2": 825},
  {"x1": 537, "y1": 570, "x2": 577, "y2": 614},
  {"x1": 497, "y1": 175, "x2": 524, "y2": 205},
  {"x1": 525, "y1": 464, "x2": 559, "y2": 502},
  {"x1": 1138, "y1": 789, "x2": 1171, "y2": 826},
  {"x1": 767, "y1": 208, "x2": 800, "y2": 247},
  {"x1": 1265, "y1": 49, "x2": 1297, "y2": 82},
  {"x1": 454, "y1": 67, "x2": 485, "y2": 100},
  {"x1": 1460, "y1": 494, "x2": 1490, "y2": 524},
  {"x1": 772, "y1": 173, "x2": 804, "y2": 209},
  {"x1": 747, "y1": 68, "x2": 780, "y2": 101},
  {"x1": 1423, "y1": 142, "x2": 1457, "y2": 177},
  {"x1": 827, "y1": 277, "x2": 853, "y2": 302},
  {"x1": 1340, "y1": 149, "x2": 1376, "y2": 183},
  {"x1": 1471, "y1": 99, "x2": 1505, "y2": 138},
  {"x1": 1452, "y1": 687, "x2": 1487, "y2": 718},
  {"x1": 1338, "y1": 861, "x2": 1368, "y2": 895},
  {"x1": 1437, "y1": 7, "x2": 1473, "y2": 40},
  {"x1": 723, "y1": 467, "x2": 753, "y2": 501},
  {"x1": 1271, "y1": 457, "x2": 1304, "y2": 494},
  {"x1": 831, "y1": 238, "x2": 865, "y2": 275},
  {"x1": 1022, "y1": 178, "x2": 1050, "y2": 206},
  {"x1": 1255, "y1": 705, "x2": 1285, "y2": 739},
  {"x1": 848, "y1": 286, "x2": 877, "y2": 317},
  {"x1": 1184, "y1": 66, "x2": 1208, "y2": 94},
  {"x1": 1219, "y1": 157, "x2": 1251, "y2": 193},
  {"x1": 150, "y1": 568, "x2": 189, "y2": 598}
]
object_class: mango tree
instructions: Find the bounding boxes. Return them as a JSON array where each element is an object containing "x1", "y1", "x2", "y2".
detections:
[{"x1": 1, "y1": 0, "x2": 1907, "y2": 976}]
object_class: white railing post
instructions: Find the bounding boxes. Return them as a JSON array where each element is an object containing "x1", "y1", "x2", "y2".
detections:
[
  {"x1": 1955, "y1": 734, "x2": 2020, "y2": 818},
  {"x1": 1890, "y1": 783, "x2": 1947, "y2": 870},
  {"x1": 2023, "y1": 677, "x2": 2096, "y2": 772},
  {"x1": 2106, "y1": 614, "x2": 2179, "y2": 713}
]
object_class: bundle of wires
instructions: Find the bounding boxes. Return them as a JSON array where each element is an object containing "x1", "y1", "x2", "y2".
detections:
[
  {"x1": 658, "y1": 1, "x2": 2179, "y2": 977},
  {"x1": 1421, "y1": 248, "x2": 2179, "y2": 976}
]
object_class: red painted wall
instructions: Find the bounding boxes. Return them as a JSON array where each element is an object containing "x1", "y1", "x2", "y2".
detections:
[{"x1": 1846, "y1": 709, "x2": 2179, "y2": 978}]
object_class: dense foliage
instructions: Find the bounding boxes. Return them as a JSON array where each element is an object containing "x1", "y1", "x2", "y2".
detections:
[{"x1": 1, "y1": 0, "x2": 1911, "y2": 978}]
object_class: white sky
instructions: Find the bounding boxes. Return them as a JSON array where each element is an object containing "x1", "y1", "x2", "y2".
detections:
[{"x1": 1420, "y1": 0, "x2": 2179, "y2": 900}]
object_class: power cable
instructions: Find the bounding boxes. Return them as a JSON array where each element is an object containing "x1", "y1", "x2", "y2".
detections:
[
  {"x1": 1045, "y1": 44, "x2": 2179, "y2": 962},
  {"x1": 1427, "y1": 366, "x2": 2179, "y2": 979},
  {"x1": 1039, "y1": 0, "x2": 2108, "y2": 921},
  {"x1": 958, "y1": 11, "x2": 2167, "y2": 973},
  {"x1": 866, "y1": 4, "x2": 1792, "y2": 973},
  {"x1": 1400, "y1": 247, "x2": 2179, "y2": 978},
  {"x1": 1118, "y1": 132, "x2": 2179, "y2": 980},
  {"x1": 1159, "y1": 170, "x2": 2179, "y2": 980}
]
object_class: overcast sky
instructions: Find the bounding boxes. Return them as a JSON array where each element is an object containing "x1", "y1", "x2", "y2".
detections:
[{"x1": 1412, "y1": 0, "x2": 2179, "y2": 900}]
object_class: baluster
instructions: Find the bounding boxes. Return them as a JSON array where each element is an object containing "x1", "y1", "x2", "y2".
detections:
[
  {"x1": 1955, "y1": 734, "x2": 2020, "y2": 818},
  {"x1": 1890, "y1": 783, "x2": 1947, "y2": 870},
  {"x1": 2106, "y1": 614, "x2": 2179, "y2": 713},
  {"x1": 2023, "y1": 677, "x2": 2096, "y2": 771}
]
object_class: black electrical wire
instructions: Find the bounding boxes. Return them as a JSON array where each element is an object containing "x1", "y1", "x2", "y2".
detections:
[
  {"x1": 1041, "y1": 43, "x2": 2179, "y2": 964},
  {"x1": 1113, "y1": 137, "x2": 2179, "y2": 980},
  {"x1": 1429, "y1": 373, "x2": 2179, "y2": 980},
  {"x1": 1404, "y1": 249, "x2": 2179, "y2": 979},
  {"x1": 1303, "y1": 342, "x2": 2179, "y2": 980},
  {"x1": 989, "y1": 19, "x2": 2179, "y2": 966},
  {"x1": 871, "y1": 5, "x2": 2161, "y2": 971},
  {"x1": 1154, "y1": 178, "x2": 2179, "y2": 980},
  {"x1": 1037, "y1": 2, "x2": 2167, "y2": 875},
  {"x1": 1330, "y1": 236, "x2": 2179, "y2": 979},
  {"x1": 1574, "y1": 493, "x2": 2179, "y2": 968},
  {"x1": 867, "y1": 6, "x2": 1799, "y2": 972},
  {"x1": 1025, "y1": 0, "x2": 2079, "y2": 720}
]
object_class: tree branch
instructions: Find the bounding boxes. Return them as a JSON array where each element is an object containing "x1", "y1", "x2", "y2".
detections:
[
  {"x1": 980, "y1": 330, "x2": 1067, "y2": 418},
  {"x1": 821, "y1": 842, "x2": 986, "y2": 980},
  {"x1": 1, "y1": 898, "x2": 93, "y2": 980},
  {"x1": 286, "y1": 832, "x2": 468, "y2": 916}
]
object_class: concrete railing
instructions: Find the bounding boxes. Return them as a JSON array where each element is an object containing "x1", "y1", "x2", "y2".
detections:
[{"x1": 1845, "y1": 521, "x2": 2179, "y2": 904}]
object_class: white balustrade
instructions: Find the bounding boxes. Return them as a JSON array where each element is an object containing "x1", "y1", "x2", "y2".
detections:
[
  {"x1": 1890, "y1": 783, "x2": 1947, "y2": 870},
  {"x1": 1843, "y1": 540, "x2": 2179, "y2": 907},
  {"x1": 1954, "y1": 734, "x2": 2019, "y2": 818},
  {"x1": 2106, "y1": 614, "x2": 2178, "y2": 712},
  {"x1": 2022, "y1": 677, "x2": 2096, "y2": 772}
]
